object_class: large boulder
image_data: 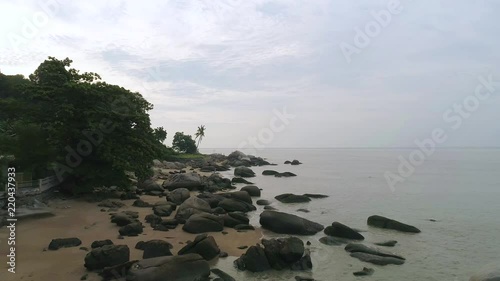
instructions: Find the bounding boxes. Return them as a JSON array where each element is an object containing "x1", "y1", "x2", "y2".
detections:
[
  {"x1": 367, "y1": 215, "x2": 421, "y2": 233},
  {"x1": 48, "y1": 238, "x2": 82, "y2": 250},
  {"x1": 84, "y1": 245, "x2": 130, "y2": 270},
  {"x1": 234, "y1": 245, "x2": 271, "y2": 272},
  {"x1": 91, "y1": 239, "x2": 113, "y2": 249},
  {"x1": 119, "y1": 222, "x2": 144, "y2": 236},
  {"x1": 222, "y1": 212, "x2": 249, "y2": 228},
  {"x1": 126, "y1": 254, "x2": 210, "y2": 281},
  {"x1": 167, "y1": 188, "x2": 191, "y2": 205},
  {"x1": 133, "y1": 199, "x2": 153, "y2": 208},
  {"x1": 178, "y1": 234, "x2": 220, "y2": 260},
  {"x1": 231, "y1": 177, "x2": 253, "y2": 184},
  {"x1": 183, "y1": 213, "x2": 224, "y2": 234},
  {"x1": 262, "y1": 170, "x2": 279, "y2": 176},
  {"x1": 470, "y1": 263, "x2": 500, "y2": 281},
  {"x1": 324, "y1": 222, "x2": 364, "y2": 240},
  {"x1": 234, "y1": 166, "x2": 256, "y2": 178},
  {"x1": 175, "y1": 196, "x2": 212, "y2": 222},
  {"x1": 259, "y1": 211, "x2": 324, "y2": 235},
  {"x1": 275, "y1": 194, "x2": 311, "y2": 204},
  {"x1": 241, "y1": 185, "x2": 261, "y2": 197},
  {"x1": 111, "y1": 212, "x2": 139, "y2": 226},
  {"x1": 218, "y1": 198, "x2": 256, "y2": 213},
  {"x1": 221, "y1": 191, "x2": 253, "y2": 204},
  {"x1": 141, "y1": 240, "x2": 173, "y2": 259},
  {"x1": 139, "y1": 179, "x2": 163, "y2": 192},
  {"x1": 197, "y1": 193, "x2": 226, "y2": 208},
  {"x1": 153, "y1": 203, "x2": 176, "y2": 217},
  {"x1": 228, "y1": 150, "x2": 246, "y2": 160},
  {"x1": 162, "y1": 173, "x2": 204, "y2": 191}
]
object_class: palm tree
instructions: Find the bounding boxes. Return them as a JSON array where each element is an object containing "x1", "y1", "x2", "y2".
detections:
[{"x1": 194, "y1": 125, "x2": 206, "y2": 149}]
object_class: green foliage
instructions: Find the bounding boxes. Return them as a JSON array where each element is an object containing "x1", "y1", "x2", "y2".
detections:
[
  {"x1": 194, "y1": 125, "x2": 206, "y2": 148},
  {"x1": 172, "y1": 132, "x2": 197, "y2": 154},
  {"x1": 0, "y1": 57, "x2": 174, "y2": 193}
]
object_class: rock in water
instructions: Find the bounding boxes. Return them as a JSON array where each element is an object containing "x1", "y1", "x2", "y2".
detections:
[
  {"x1": 367, "y1": 215, "x2": 421, "y2": 233},
  {"x1": 234, "y1": 245, "x2": 271, "y2": 272},
  {"x1": 260, "y1": 211, "x2": 324, "y2": 235},
  {"x1": 127, "y1": 254, "x2": 210, "y2": 281},
  {"x1": 178, "y1": 234, "x2": 220, "y2": 260},
  {"x1": 241, "y1": 185, "x2": 261, "y2": 197},
  {"x1": 183, "y1": 213, "x2": 224, "y2": 234},
  {"x1": 324, "y1": 222, "x2": 364, "y2": 240},
  {"x1": 234, "y1": 166, "x2": 256, "y2": 178},
  {"x1": 275, "y1": 194, "x2": 311, "y2": 203},
  {"x1": 470, "y1": 262, "x2": 500, "y2": 281},
  {"x1": 353, "y1": 267, "x2": 375, "y2": 276},
  {"x1": 48, "y1": 238, "x2": 82, "y2": 250},
  {"x1": 231, "y1": 177, "x2": 253, "y2": 184},
  {"x1": 84, "y1": 245, "x2": 130, "y2": 270},
  {"x1": 375, "y1": 240, "x2": 398, "y2": 247},
  {"x1": 319, "y1": 236, "x2": 349, "y2": 246},
  {"x1": 345, "y1": 243, "x2": 405, "y2": 266}
]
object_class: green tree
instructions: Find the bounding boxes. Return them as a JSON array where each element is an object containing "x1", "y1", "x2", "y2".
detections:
[
  {"x1": 153, "y1": 127, "x2": 167, "y2": 143},
  {"x1": 194, "y1": 125, "x2": 206, "y2": 149},
  {"x1": 172, "y1": 132, "x2": 197, "y2": 154}
]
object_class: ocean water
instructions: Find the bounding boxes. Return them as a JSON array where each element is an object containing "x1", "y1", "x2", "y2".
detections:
[{"x1": 199, "y1": 148, "x2": 500, "y2": 281}]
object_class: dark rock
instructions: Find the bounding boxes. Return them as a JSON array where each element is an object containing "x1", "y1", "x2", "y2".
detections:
[
  {"x1": 274, "y1": 172, "x2": 297, "y2": 177},
  {"x1": 141, "y1": 240, "x2": 173, "y2": 259},
  {"x1": 319, "y1": 236, "x2": 349, "y2": 246},
  {"x1": 345, "y1": 243, "x2": 405, "y2": 265},
  {"x1": 145, "y1": 214, "x2": 163, "y2": 226},
  {"x1": 291, "y1": 160, "x2": 302, "y2": 165},
  {"x1": 264, "y1": 205, "x2": 277, "y2": 210},
  {"x1": 167, "y1": 188, "x2": 191, "y2": 205},
  {"x1": 241, "y1": 185, "x2": 261, "y2": 197},
  {"x1": 162, "y1": 173, "x2": 204, "y2": 191},
  {"x1": 295, "y1": 277, "x2": 315, "y2": 281},
  {"x1": 153, "y1": 203, "x2": 176, "y2": 217},
  {"x1": 353, "y1": 267, "x2": 375, "y2": 276},
  {"x1": 119, "y1": 222, "x2": 144, "y2": 236},
  {"x1": 110, "y1": 213, "x2": 137, "y2": 227},
  {"x1": 175, "y1": 196, "x2": 212, "y2": 222},
  {"x1": 99, "y1": 260, "x2": 137, "y2": 280},
  {"x1": 178, "y1": 234, "x2": 220, "y2": 260},
  {"x1": 127, "y1": 254, "x2": 210, "y2": 281},
  {"x1": 218, "y1": 198, "x2": 256, "y2": 213},
  {"x1": 91, "y1": 239, "x2": 114, "y2": 249},
  {"x1": 290, "y1": 249, "x2": 312, "y2": 271},
  {"x1": 221, "y1": 191, "x2": 253, "y2": 204},
  {"x1": 235, "y1": 224, "x2": 255, "y2": 231},
  {"x1": 260, "y1": 211, "x2": 323, "y2": 235},
  {"x1": 98, "y1": 200, "x2": 125, "y2": 208},
  {"x1": 297, "y1": 209, "x2": 309, "y2": 213},
  {"x1": 234, "y1": 166, "x2": 256, "y2": 178},
  {"x1": 324, "y1": 222, "x2": 365, "y2": 240},
  {"x1": 375, "y1": 240, "x2": 398, "y2": 247},
  {"x1": 350, "y1": 252, "x2": 405, "y2": 265},
  {"x1": 197, "y1": 192, "x2": 226, "y2": 208},
  {"x1": 183, "y1": 213, "x2": 224, "y2": 234},
  {"x1": 234, "y1": 245, "x2": 271, "y2": 272},
  {"x1": 120, "y1": 192, "x2": 139, "y2": 200},
  {"x1": 222, "y1": 212, "x2": 249, "y2": 228},
  {"x1": 262, "y1": 170, "x2": 279, "y2": 176},
  {"x1": 132, "y1": 199, "x2": 152, "y2": 207},
  {"x1": 219, "y1": 252, "x2": 228, "y2": 258},
  {"x1": 139, "y1": 179, "x2": 163, "y2": 192},
  {"x1": 48, "y1": 238, "x2": 82, "y2": 250},
  {"x1": 303, "y1": 194, "x2": 329, "y2": 199},
  {"x1": 211, "y1": 268, "x2": 236, "y2": 281},
  {"x1": 284, "y1": 161, "x2": 292, "y2": 164},
  {"x1": 238, "y1": 245, "x2": 248, "y2": 250},
  {"x1": 367, "y1": 215, "x2": 421, "y2": 233},
  {"x1": 84, "y1": 245, "x2": 130, "y2": 270},
  {"x1": 231, "y1": 177, "x2": 253, "y2": 184},
  {"x1": 256, "y1": 199, "x2": 271, "y2": 206},
  {"x1": 275, "y1": 194, "x2": 311, "y2": 204}
]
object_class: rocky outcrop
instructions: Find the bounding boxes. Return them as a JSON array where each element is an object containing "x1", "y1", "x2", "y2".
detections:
[
  {"x1": 367, "y1": 215, "x2": 421, "y2": 233},
  {"x1": 218, "y1": 198, "x2": 256, "y2": 213},
  {"x1": 222, "y1": 212, "x2": 249, "y2": 228},
  {"x1": 48, "y1": 238, "x2": 82, "y2": 250},
  {"x1": 140, "y1": 240, "x2": 173, "y2": 259},
  {"x1": 231, "y1": 177, "x2": 253, "y2": 184},
  {"x1": 324, "y1": 222, "x2": 364, "y2": 240},
  {"x1": 183, "y1": 213, "x2": 224, "y2": 234},
  {"x1": 153, "y1": 203, "x2": 176, "y2": 217},
  {"x1": 84, "y1": 245, "x2": 130, "y2": 270},
  {"x1": 260, "y1": 211, "x2": 324, "y2": 235},
  {"x1": 175, "y1": 197, "x2": 212, "y2": 222},
  {"x1": 235, "y1": 237, "x2": 312, "y2": 272},
  {"x1": 345, "y1": 243, "x2": 405, "y2": 265},
  {"x1": 234, "y1": 166, "x2": 256, "y2": 178},
  {"x1": 275, "y1": 194, "x2": 311, "y2": 204},
  {"x1": 162, "y1": 173, "x2": 203, "y2": 191},
  {"x1": 178, "y1": 234, "x2": 220, "y2": 260},
  {"x1": 119, "y1": 222, "x2": 144, "y2": 236},
  {"x1": 91, "y1": 239, "x2": 113, "y2": 249},
  {"x1": 126, "y1": 254, "x2": 210, "y2": 281},
  {"x1": 241, "y1": 185, "x2": 261, "y2": 197},
  {"x1": 167, "y1": 188, "x2": 191, "y2": 205}
]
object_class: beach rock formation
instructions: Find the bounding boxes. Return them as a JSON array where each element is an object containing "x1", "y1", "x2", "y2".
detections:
[
  {"x1": 162, "y1": 173, "x2": 203, "y2": 191},
  {"x1": 231, "y1": 177, "x2": 253, "y2": 184},
  {"x1": 140, "y1": 240, "x2": 173, "y2": 259},
  {"x1": 275, "y1": 194, "x2": 311, "y2": 203},
  {"x1": 241, "y1": 185, "x2": 261, "y2": 197},
  {"x1": 91, "y1": 239, "x2": 113, "y2": 249},
  {"x1": 324, "y1": 222, "x2": 365, "y2": 240},
  {"x1": 375, "y1": 240, "x2": 398, "y2": 247},
  {"x1": 84, "y1": 244, "x2": 130, "y2": 270},
  {"x1": 260, "y1": 211, "x2": 324, "y2": 235},
  {"x1": 345, "y1": 243, "x2": 405, "y2": 265},
  {"x1": 119, "y1": 222, "x2": 144, "y2": 236},
  {"x1": 48, "y1": 238, "x2": 82, "y2": 250},
  {"x1": 183, "y1": 213, "x2": 224, "y2": 233},
  {"x1": 211, "y1": 269, "x2": 236, "y2": 281},
  {"x1": 353, "y1": 267, "x2": 375, "y2": 276},
  {"x1": 153, "y1": 203, "x2": 176, "y2": 217},
  {"x1": 126, "y1": 254, "x2": 210, "y2": 281},
  {"x1": 218, "y1": 198, "x2": 256, "y2": 213},
  {"x1": 222, "y1": 212, "x2": 249, "y2": 227},
  {"x1": 175, "y1": 196, "x2": 212, "y2": 222},
  {"x1": 319, "y1": 236, "x2": 349, "y2": 246},
  {"x1": 234, "y1": 166, "x2": 256, "y2": 177},
  {"x1": 167, "y1": 188, "x2": 190, "y2": 205},
  {"x1": 367, "y1": 215, "x2": 421, "y2": 233},
  {"x1": 178, "y1": 234, "x2": 220, "y2": 260}
]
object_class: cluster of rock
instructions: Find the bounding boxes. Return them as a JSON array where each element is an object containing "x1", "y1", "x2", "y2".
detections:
[{"x1": 284, "y1": 159, "x2": 302, "y2": 165}]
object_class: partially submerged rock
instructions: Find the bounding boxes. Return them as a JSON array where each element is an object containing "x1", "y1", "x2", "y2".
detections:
[
  {"x1": 345, "y1": 243, "x2": 405, "y2": 265},
  {"x1": 324, "y1": 222, "x2": 364, "y2": 240},
  {"x1": 178, "y1": 234, "x2": 220, "y2": 260},
  {"x1": 183, "y1": 213, "x2": 224, "y2": 234},
  {"x1": 260, "y1": 211, "x2": 323, "y2": 235},
  {"x1": 367, "y1": 215, "x2": 421, "y2": 233},
  {"x1": 234, "y1": 166, "x2": 256, "y2": 178},
  {"x1": 275, "y1": 194, "x2": 311, "y2": 204},
  {"x1": 48, "y1": 238, "x2": 82, "y2": 250},
  {"x1": 126, "y1": 254, "x2": 210, "y2": 281}
]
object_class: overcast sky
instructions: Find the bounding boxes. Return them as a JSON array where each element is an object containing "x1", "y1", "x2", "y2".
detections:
[{"x1": 1, "y1": 0, "x2": 499, "y2": 149}]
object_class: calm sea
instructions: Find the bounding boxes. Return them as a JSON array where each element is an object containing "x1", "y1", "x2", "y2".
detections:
[{"x1": 199, "y1": 148, "x2": 500, "y2": 281}]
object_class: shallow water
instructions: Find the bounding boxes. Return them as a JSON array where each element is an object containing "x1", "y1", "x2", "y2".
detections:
[{"x1": 201, "y1": 148, "x2": 500, "y2": 281}]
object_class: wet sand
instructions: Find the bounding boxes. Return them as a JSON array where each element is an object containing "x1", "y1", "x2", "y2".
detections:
[{"x1": 0, "y1": 195, "x2": 263, "y2": 281}]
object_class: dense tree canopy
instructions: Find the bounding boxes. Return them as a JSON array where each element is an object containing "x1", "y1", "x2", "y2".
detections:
[
  {"x1": 172, "y1": 132, "x2": 197, "y2": 154},
  {"x1": 0, "y1": 57, "x2": 174, "y2": 193}
]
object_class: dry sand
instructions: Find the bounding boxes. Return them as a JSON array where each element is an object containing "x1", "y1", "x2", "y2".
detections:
[{"x1": 0, "y1": 194, "x2": 263, "y2": 281}]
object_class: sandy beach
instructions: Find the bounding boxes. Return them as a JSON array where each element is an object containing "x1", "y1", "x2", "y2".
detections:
[{"x1": 0, "y1": 193, "x2": 263, "y2": 281}]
